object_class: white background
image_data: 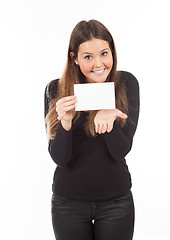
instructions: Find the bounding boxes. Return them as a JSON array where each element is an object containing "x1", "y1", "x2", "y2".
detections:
[{"x1": 0, "y1": 0, "x2": 170, "y2": 239}]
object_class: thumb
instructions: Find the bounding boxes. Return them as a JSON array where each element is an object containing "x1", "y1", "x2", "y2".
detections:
[
  {"x1": 116, "y1": 110, "x2": 128, "y2": 119},
  {"x1": 57, "y1": 112, "x2": 66, "y2": 121}
]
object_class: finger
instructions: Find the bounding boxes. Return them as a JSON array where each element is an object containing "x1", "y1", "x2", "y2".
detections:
[
  {"x1": 116, "y1": 110, "x2": 128, "y2": 119},
  {"x1": 56, "y1": 103, "x2": 76, "y2": 115},
  {"x1": 61, "y1": 104, "x2": 76, "y2": 113},
  {"x1": 61, "y1": 99, "x2": 77, "y2": 108},
  {"x1": 56, "y1": 98, "x2": 77, "y2": 110},
  {"x1": 95, "y1": 123, "x2": 99, "y2": 133},
  {"x1": 57, "y1": 100, "x2": 76, "y2": 110},
  {"x1": 101, "y1": 124, "x2": 107, "y2": 134},
  {"x1": 58, "y1": 96, "x2": 77, "y2": 105},
  {"x1": 107, "y1": 122, "x2": 114, "y2": 133},
  {"x1": 121, "y1": 113, "x2": 128, "y2": 119},
  {"x1": 98, "y1": 124, "x2": 103, "y2": 134}
]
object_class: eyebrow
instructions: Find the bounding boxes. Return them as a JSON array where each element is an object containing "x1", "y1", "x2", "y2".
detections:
[{"x1": 82, "y1": 48, "x2": 110, "y2": 55}]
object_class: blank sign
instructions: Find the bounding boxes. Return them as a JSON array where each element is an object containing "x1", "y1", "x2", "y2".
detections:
[{"x1": 74, "y1": 82, "x2": 115, "y2": 111}]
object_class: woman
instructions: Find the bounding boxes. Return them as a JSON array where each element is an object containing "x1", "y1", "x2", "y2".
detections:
[{"x1": 44, "y1": 19, "x2": 140, "y2": 240}]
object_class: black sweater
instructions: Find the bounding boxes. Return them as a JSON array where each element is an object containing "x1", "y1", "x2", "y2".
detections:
[{"x1": 44, "y1": 71, "x2": 140, "y2": 201}]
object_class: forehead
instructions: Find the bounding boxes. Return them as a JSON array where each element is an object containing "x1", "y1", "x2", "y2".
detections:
[{"x1": 78, "y1": 38, "x2": 110, "y2": 53}]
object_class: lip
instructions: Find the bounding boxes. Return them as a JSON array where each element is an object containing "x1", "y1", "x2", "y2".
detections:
[{"x1": 92, "y1": 68, "x2": 106, "y2": 76}]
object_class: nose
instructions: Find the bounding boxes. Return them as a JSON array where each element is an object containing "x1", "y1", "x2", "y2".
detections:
[{"x1": 94, "y1": 57, "x2": 103, "y2": 68}]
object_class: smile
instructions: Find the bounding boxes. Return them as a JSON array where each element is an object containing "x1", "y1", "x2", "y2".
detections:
[{"x1": 92, "y1": 68, "x2": 106, "y2": 75}]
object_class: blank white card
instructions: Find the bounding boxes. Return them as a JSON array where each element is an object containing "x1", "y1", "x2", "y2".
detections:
[{"x1": 74, "y1": 82, "x2": 115, "y2": 111}]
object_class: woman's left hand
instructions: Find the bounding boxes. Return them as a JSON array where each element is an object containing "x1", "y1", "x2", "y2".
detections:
[{"x1": 94, "y1": 109, "x2": 128, "y2": 134}]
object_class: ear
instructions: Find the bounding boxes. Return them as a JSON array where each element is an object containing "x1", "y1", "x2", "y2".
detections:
[
  {"x1": 70, "y1": 52, "x2": 75, "y2": 59},
  {"x1": 70, "y1": 52, "x2": 79, "y2": 65}
]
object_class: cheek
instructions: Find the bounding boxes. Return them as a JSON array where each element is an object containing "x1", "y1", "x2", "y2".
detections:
[
  {"x1": 79, "y1": 62, "x2": 92, "y2": 74},
  {"x1": 105, "y1": 56, "x2": 113, "y2": 69}
]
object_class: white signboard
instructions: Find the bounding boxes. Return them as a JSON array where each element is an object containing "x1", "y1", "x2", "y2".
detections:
[{"x1": 74, "y1": 82, "x2": 115, "y2": 111}]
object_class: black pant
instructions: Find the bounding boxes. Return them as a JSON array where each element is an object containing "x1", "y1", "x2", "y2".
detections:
[{"x1": 51, "y1": 191, "x2": 135, "y2": 240}]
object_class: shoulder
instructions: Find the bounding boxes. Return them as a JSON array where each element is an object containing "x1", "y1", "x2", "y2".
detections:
[
  {"x1": 118, "y1": 71, "x2": 139, "y2": 88},
  {"x1": 118, "y1": 71, "x2": 140, "y2": 106},
  {"x1": 118, "y1": 71, "x2": 139, "y2": 95},
  {"x1": 45, "y1": 79, "x2": 59, "y2": 101}
]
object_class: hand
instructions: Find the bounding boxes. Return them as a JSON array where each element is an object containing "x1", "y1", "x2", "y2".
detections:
[
  {"x1": 56, "y1": 96, "x2": 77, "y2": 130},
  {"x1": 94, "y1": 109, "x2": 127, "y2": 134}
]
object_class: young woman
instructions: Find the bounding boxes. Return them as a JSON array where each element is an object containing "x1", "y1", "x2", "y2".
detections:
[{"x1": 44, "y1": 19, "x2": 140, "y2": 240}]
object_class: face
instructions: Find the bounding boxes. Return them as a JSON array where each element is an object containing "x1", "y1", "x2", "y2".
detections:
[{"x1": 75, "y1": 38, "x2": 113, "y2": 83}]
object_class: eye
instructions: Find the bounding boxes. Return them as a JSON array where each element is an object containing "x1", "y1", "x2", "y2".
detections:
[
  {"x1": 84, "y1": 55, "x2": 92, "y2": 60},
  {"x1": 101, "y1": 51, "x2": 108, "y2": 57}
]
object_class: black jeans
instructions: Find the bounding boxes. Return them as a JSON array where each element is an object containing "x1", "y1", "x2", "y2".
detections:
[{"x1": 51, "y1": 191, "x2": 135, "y2": 240}]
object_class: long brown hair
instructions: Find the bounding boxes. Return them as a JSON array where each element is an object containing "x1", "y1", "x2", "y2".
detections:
[{"x1": 45, "y1": 20, "x2": 128, "y2": 140}]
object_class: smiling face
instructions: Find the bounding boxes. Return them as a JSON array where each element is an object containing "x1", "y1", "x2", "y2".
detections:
[{"x1": 75, "y1": 38, "x2": 113, "y2": 83}]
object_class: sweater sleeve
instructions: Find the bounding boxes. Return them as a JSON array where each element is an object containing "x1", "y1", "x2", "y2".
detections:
[
  {"x1": 103, "y1": 72, "x2": 140, "y2": 162},
  {"x1": 48, "y1": 122, "x2": 73, "y2": 167},
  {"x1": 44, "y1": 80, "x2": 73, "y2": 167}
]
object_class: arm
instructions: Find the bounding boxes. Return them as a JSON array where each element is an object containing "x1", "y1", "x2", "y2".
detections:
[
  {"x1": 103, "y1": 72, "x2": 140, "y2": 162},
  {"x1": 48, "y1": 122, "x2": 73, "y2": 167},
  {"x1": 44, "y1": 80, "x2": 74, "y2": 167}
]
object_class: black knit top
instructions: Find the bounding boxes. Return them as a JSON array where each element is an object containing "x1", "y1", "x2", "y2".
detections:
[{"x1": 44, "y1": 71, "x2": 140, "y2": 201}]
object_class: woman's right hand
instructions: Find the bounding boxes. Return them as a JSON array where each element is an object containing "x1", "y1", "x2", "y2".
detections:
[{"x1": 56, "y1": 96, "x2": 77, "y2": 130}]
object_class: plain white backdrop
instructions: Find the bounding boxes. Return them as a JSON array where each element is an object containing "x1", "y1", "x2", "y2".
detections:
[{"x1": 0, "y1": 0, "x2": 170, "y2": 239}]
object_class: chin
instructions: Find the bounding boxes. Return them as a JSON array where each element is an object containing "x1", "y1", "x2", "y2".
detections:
[
  {"x1": 94, "y1": 77, "x2": 107, "y2": 83},
  {"x1": 87, "y1": 76, "x2": 107, "y2": 83}
]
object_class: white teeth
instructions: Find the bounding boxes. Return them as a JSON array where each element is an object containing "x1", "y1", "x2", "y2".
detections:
[{"x1": 93, "y1": 69, "x2": 104, "y2": 74}]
